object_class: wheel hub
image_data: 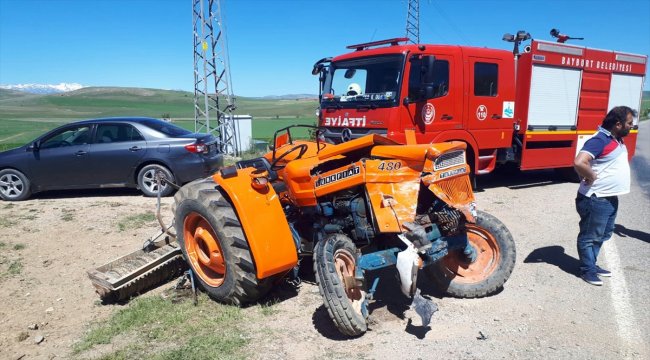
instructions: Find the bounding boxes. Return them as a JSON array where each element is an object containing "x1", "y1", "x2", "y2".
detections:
[
  {"x1": 441, "y1": 224, "x2": 500, "y2": 284},
  {"x1": 1, "y1": 174, "x2": 23, "y2": 197},
  {"x1": 333, "y1": 249, "x2": 366, "y2": 315},
  {"x1": 183, "y1": 212, "x2": 226, "y2": 287}
]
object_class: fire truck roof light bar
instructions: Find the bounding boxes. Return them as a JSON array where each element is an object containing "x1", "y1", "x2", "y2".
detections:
[
  {"x1": 537, "y1": 42, "x2": 584, "y2": 56},
  {"x1": 616, "y1": 54, "x2": 646, "y2": 64},
  {"x1": 346, "y1": 37, "x2": 410, "y2": 51}
]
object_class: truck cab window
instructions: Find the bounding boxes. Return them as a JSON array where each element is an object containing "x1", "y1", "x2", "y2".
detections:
[
  {"x1": 408, "y1": 56, "x2": 449, "y2": 100},
  {"x1": 474, "y1": 62, "x2": 498, "y2": 97},
  {"x1": 323, "y1": 55, "x2": 403, "y2": 107}
]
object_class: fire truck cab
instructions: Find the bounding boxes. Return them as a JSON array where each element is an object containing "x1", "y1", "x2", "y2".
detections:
[{"x1": 314, "y1": 37, "x2": 646, "y2": 177}]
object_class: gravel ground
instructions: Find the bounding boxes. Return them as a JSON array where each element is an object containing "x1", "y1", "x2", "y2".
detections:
[{"x1": 0, "y1": 122, "x2": 647, "y2": 360}]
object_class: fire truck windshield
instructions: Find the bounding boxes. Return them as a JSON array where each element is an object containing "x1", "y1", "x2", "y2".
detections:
[{"x1": 323, "y1": 54, "x2": 404, "y2": 108}]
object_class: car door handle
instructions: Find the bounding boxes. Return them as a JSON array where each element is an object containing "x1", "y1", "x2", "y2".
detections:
[
  {"x1": 441, "y1": 114, "x2": 454, "y2": 120},
  {"x1": 492, "y1": 114, "x2": 502, "y2": 119},
  {"x1": 129, "y1": 146, "x2": 142, "y2": 152},
  {"x1": 75, "y1": 150, "x2": 87, "y2": 156}
]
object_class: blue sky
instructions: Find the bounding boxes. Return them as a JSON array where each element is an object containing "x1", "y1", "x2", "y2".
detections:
[{"x1": 0, "y1": 0, "x2": 648, "y2": 97}]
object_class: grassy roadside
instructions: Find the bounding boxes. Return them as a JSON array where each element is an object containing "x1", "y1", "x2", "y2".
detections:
[
  {"x1": 72, "y1": 292, "x2": 285, "y2": 360},
  {"x1": 74, "y1": 294, "x2": 250, "y2": 360}
]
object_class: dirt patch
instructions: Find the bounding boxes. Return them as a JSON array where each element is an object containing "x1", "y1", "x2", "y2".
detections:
[
  {"x1": 0, "y1": 173, "x2": 647, "y2": 359},
  {"x1": 0, "y1": 189, "x2": 174, "y2": 360}
]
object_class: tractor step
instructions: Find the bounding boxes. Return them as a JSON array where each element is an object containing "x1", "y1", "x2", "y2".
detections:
[{"x1": 87, "y1": 229, "x2": 187, "y2": 303}]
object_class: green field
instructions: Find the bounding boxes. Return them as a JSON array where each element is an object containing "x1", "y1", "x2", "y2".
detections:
[
  {"x1": 1, "y1": 87, "x2": 648, "y2": 152},
  {"x1": 172, "y1": 117, "x2": 317, "y2": 141},
  {"x1": 0, "y1": 87, "x2": 318, "y2": 151}
]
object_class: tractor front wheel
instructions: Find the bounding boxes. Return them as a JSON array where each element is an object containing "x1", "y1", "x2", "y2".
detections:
[
  {"x1": 314, "y1": 234, "x2": 368, "y2": 336},
  {"x1": 174, "y1": 178, "x2": 272, "y2": 305},
  {"x1": 426, "y1": 210, "x2": 516, "y2": 298}
]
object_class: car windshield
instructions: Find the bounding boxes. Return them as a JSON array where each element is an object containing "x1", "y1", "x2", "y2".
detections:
[
  {"x1": 141, "y1": 119, "x2": 193, "y2": 137},
  {"x1": 323, "y1": 54, "x2": 404, "y2": 107}
]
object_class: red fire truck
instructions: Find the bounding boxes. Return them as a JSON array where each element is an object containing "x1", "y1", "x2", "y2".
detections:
[{"x1": 312, "y1": 34, "x2": 647, "y2": 180}]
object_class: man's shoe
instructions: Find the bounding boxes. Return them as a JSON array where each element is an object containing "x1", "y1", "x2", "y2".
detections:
[
  {"x1": 581, "y1": 272, "x2": 603, "y2": 286},
  {"x1": 596, "y1": 266, "x2": 612, "y2": 277}
]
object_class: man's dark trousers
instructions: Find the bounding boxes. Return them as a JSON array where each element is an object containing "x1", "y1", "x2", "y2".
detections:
[{"x1": 575, "y1": 193, "x2": 618, "y2": 275}]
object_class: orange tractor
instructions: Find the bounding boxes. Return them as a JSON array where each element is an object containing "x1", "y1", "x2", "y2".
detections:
[{"x1": 173, "y1": 125, "x2": 516, "y2": 336}]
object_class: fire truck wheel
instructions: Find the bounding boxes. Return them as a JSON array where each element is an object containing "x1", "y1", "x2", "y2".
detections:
[
  {"x1": 174, "y1": 178, "x2": 272, "y2": 305},
  {"x1": 426, "y1": 210, "x2": 516, "y2": 298},
  {"x1": 314, "y1": 234, "x2": 368, "y2": 336}
]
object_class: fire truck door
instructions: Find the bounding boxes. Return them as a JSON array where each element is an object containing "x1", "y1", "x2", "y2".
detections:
[
  {"x1": 467, "y1": 57, "x2": 513, "y2": 132},
  {"x1": 403, "y1": 54, "x2": 462, "y2": 135}
]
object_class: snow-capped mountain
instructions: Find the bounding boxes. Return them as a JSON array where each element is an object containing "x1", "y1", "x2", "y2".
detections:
[{"x1": 0, "y1": 83, "x2": 84, "y2": 94}]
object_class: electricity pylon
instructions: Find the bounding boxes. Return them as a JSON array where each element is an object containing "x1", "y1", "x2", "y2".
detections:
[
  {"x1": 405, "y1": 0, "x2": 420, "y2": 44},
  {"x1": 192, "y1": 0, "x2": 238, "y2": 155}
]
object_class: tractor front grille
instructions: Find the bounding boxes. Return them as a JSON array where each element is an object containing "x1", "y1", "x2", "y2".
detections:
[
  {"x1": 434, "y1": 175, "x2": 474, "y2": 205},
  {"x1": 434, "y1": 150, "x2": 465, "y2": 171}
]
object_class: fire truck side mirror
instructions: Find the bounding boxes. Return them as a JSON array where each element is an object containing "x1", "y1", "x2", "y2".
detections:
[
  {"x1": 420, "y1": 55, "x2": 437, "y2": 100},
  {"x1": 312, "y1": 57, "x2": 332, "y2": 75},
  {"x1": 421, "y1": 55, "x2": 436, "y2": 84},
  {"x1": 423, "y1": 85, "x2": 435, "y2": 99}
]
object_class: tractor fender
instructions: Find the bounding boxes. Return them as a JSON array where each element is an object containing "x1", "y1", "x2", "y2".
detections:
[{"x1": 213, "y1": 168, "x2": 298, "y2": 279}]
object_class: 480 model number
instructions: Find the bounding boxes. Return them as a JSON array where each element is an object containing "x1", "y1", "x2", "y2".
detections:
[{"x1": 377, "y1": 161, "x2": 402, "y2": 171}]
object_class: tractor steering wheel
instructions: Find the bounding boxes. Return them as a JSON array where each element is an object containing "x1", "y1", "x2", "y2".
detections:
[{"x1": 270, "y1": 144, "x2": 309, "y2": 171}]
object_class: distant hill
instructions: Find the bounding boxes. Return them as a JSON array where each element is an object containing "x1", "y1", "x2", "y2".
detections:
[
  {"x1": 0, "y1": 86, "x2": 318, "y2": 121},
  {"x1": 1, "y1": 85, "x2": 646, "y2": 122},
  {"x1": 0, "y1": 88, "x2": 38, "y2": 100},
  {"x1": 258, "y1": 94, "x2": 317, "y2": 100}
]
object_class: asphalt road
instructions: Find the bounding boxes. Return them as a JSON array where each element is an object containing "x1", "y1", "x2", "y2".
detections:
[{"x1": 606, "y1": 119, "x2": 650, "y2": 355}]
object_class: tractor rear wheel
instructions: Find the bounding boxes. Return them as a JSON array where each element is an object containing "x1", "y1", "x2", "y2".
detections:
[
  {"x1": 426, "y1": 210, "x2": 516, "y2": 298},
  {"x1": 174, "y1": 178, "x2": 272, "y2": 305},
  {"x1": 314, "y1": 234, "x2": 367, "y2": 336}
]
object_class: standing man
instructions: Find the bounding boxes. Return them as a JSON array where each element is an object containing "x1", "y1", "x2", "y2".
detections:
[{"x1": 573, "y1": 106, "x2": 636, "y2": 286}]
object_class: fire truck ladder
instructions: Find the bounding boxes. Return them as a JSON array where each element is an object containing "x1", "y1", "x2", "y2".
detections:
[{"x1": 193, "y1": 0, "x2": 239, "y2": 156}]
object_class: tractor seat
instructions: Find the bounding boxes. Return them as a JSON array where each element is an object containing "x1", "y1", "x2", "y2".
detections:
[{"x1": 236, "y1": 157, "x2": 278, "y2": 182}]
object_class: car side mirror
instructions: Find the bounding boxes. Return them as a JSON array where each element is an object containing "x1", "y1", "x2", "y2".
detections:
[{"x1": 27, "y1": 142, "x2": 39, "y2": 152}]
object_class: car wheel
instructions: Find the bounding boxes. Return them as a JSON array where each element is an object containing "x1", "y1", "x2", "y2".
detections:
[
  {"x1": 137, "y1": 164, "x2": 175, "y2": 197},
  {"x1": 0, "y1": 169, "x2": 32, "y2": 201}
]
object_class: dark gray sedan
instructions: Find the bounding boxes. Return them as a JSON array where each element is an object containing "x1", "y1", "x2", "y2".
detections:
[{"x1": 0, "y1": 117, "x2": 223, "y2": 201}]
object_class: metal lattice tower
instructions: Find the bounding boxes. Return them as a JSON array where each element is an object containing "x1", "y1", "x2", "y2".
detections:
[
  {"x1": 405, "y1": 0, "x2": 420, "y2": 44},
  {"x1": 193, "y1": 0, "x2": 238, "y2": 155}
]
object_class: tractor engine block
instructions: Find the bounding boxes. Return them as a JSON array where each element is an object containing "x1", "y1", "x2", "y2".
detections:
[{"x1": 317, "y1": 190, "x2": 375, "y2": 243}]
